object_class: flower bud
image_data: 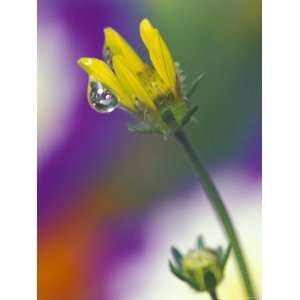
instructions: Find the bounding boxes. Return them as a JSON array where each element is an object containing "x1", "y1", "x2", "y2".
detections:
[
  {"x1": 169, "y1": 236, "x2": 231, "y2": 293},
  {"x1": 182, "y1": 248, "x2": 223, "y2": 291}
]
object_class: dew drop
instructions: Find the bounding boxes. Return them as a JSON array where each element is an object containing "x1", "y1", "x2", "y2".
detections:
[{"x1": 87, "y1": 78, "x2": 118, "y2": 113}]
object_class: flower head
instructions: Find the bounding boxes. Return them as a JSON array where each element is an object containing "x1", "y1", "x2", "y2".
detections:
[
  {"x1": 78, "y1": 19, "x2": 197, "y2": 135},
  {"x1": 169, "y1": 236, "x2": 231, "y2": 292}
]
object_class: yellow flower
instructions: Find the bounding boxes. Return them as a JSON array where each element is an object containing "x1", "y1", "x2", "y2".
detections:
[{"x1": 78, "y1": 18, "x2": 189, "y2": 133}]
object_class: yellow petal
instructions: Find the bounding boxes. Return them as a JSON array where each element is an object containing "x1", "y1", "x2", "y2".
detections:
[
  {"x1": 77, "y1": 57, "x2": 134, "y2": 110},
  {"x1": 140, "y1": 19, "x2": 177, "y2": 96},
  {"x1": 139, "y1": 18, "x2": 155, "y2": 49},
  {"x1": 104, "y1": 28, "x2": 145, "y2": 73},
  {"x1": 112, "y1": 55, "x2": 156, "y2": 110}
]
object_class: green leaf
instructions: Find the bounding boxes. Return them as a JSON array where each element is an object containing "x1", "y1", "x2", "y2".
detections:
[
  {"x1": 169, "y1": 261, "x2": 187, "y2": 282},
  {"x1": 127, "y1": 123, "x2": 161, "y2": 134},
  {"x1": 171, "y1": 247, "x2": 183, "y2": 268},
  {"x1": 221, "y1": 244, "x2": 232, "y2": 271},
  {"x1": 186, "y1": 73, "x2": 205, "y2": 99}
]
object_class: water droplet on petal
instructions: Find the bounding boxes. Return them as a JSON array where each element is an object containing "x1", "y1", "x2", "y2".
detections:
[{"x1": 87, "y1": 78, "x2": 118, "y2": 113}]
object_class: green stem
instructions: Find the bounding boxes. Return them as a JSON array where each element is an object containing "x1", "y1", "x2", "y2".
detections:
[
  {"x1": 174, "y1": 129, "x2": 256, "y2": 299},
  {"x1": 209, "y1": 290, "x2": 219, "y2": 300}
]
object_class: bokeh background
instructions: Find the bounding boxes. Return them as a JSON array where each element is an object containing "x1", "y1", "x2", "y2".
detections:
[{"x1": 38, "y1": 0, "x2": 261, "y2": 299}]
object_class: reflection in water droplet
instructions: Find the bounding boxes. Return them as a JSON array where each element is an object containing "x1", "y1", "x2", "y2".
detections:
[{"x1": 87, "y1": 78, "x2": 118, "y2": 113}]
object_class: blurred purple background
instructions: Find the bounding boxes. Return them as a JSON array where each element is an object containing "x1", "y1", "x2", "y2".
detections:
[{"x1": 38, "y1": 0, "x2": 261, "y2": 299}]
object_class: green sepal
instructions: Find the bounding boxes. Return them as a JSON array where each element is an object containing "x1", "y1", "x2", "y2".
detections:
[
  {"x1": 186, "y1": 278, "x2": 201, "y2": 291},
  {"x1": 169, "y1": 261, "x2": 187, "y2": 282},
  {"x1": 197, "y1": 235, "x2": 205, "y2": 249},
  {"x1": 171, "y1": 246, "x2": 183, "y2": 269},
  {"x1": 179, "y1": 105, "x2": 198, "y2": 128},
  {"x1": 221, "y1": 244, "x2": 232, "y2": 271},
  {"x1": 169, "y1": 261, "x2": 200, "y2": 291},
  {"x1": 216, "y1": 246, "x2": 224, "y2": 263},
  {"x1": 161, "y1": 110, "x2": 179, "y2": 129},
  {"x1": 127, "y1": 123, "x2": 161, "y2": 134},
  {"x1": 186, "y1": 73, "x2": 205, "y2": 99},
  {"x1": 203, "y1": 271, "x2": 217, "y2": 292}
]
